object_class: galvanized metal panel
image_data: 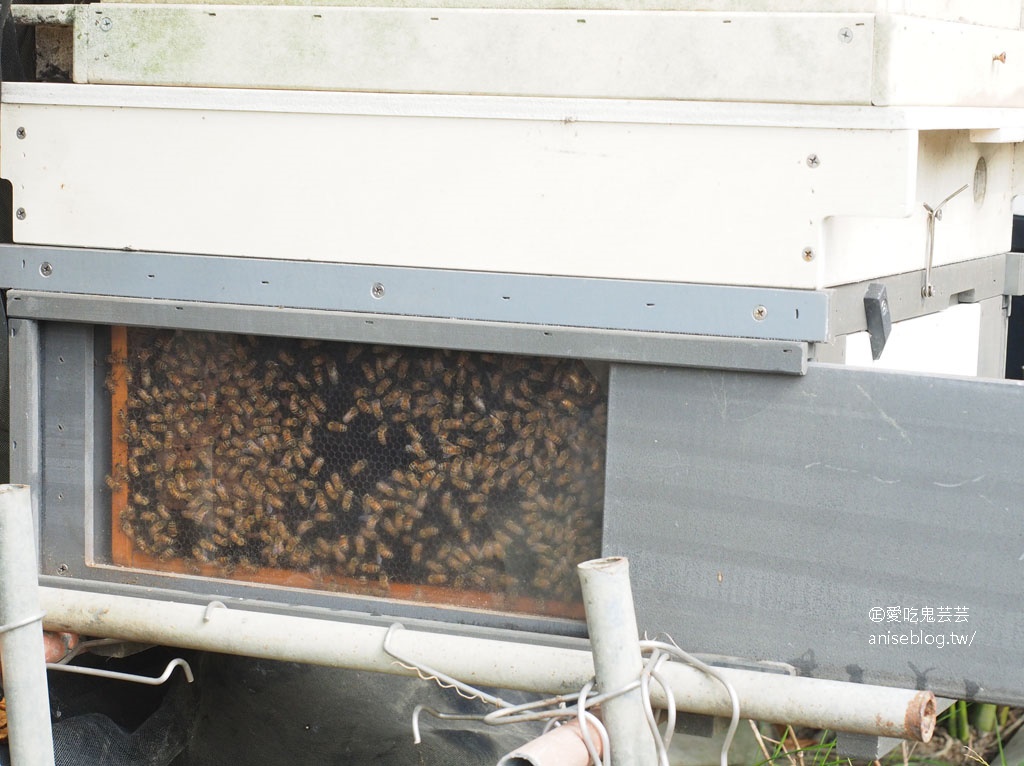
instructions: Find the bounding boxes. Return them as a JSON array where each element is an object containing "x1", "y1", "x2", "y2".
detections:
[
  {"x1": 0, "y1": 246, "x2": 829, "y2": 343},
  {"x1": 603, "y1": 362, "x2": 1024, "y2": 703},
  {"x1": 5, "y1": 292, "x2": 810, "y2": 375},
  {"x1": 73, "y1": 7, "x2": 876, "y2": 104},
  {"x1": 33, "y1": 324, "x2": 95, "y2": 578}
]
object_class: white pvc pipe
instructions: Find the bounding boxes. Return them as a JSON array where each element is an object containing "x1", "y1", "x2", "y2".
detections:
[
  {"x1": 37, "y1": 587, "x2": 935, "y2": 741},
  {"x1": 0, "y1": 485, "x2": 55, "y2": 766},
  {"x1": 577, "y1": 557, "x2": 657, "y2": 766}
]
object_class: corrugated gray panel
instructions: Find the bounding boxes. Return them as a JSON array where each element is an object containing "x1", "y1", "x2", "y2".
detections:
[{"x1": 603, "y1": 363, "x2": 1024, "y2": 703}]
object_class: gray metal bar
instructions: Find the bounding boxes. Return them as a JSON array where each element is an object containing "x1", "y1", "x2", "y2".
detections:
[
  {"x1": 578, "y1": 557, "x2": 657, "y2": 766},
  {"x1": 0, "y1": 485, "x2": 56, "y2": 766},
  {"x1": 5, "y1": 290, "x2": 809, "y2": 375},
  {"x1": 8, "y1": 319, "x2": 41, "y2": 541},
  {"x1": 976, "y1": 295, "x2": 1008, "y2": 379},
  {"x1": 0, "y1": 245, "x2": 828, "y2": 343},
  {"x1": 827, "y1": 254, "x2": 1008, "y2": 337},
  {"x1": 1004, "y1": 252, "x2": 1024, "y2": 296}
]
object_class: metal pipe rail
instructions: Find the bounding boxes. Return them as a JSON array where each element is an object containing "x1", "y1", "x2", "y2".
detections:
[
  {"x1": 39, "y1": 587, "x2": 936, "y2": 741},
  {"x1": 0, "y1": 486, "x2": 56, "y2": 766}
]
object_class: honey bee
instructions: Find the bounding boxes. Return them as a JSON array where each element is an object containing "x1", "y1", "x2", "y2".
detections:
[
  {"x1": 376, "y1": 424, "x2": 388, "y2": 446},
  {"x1": 327, "y1": 421, "x2": 347, "y2": 433},
  {"x1": 427, "y1": 573, "x2": 448, "y2": 585},
  {"x1": 327, "y1": 360, "x2": 340, "y2": 385},
  {"x1": 342, "y1": 406, "x2": 360, "y2": 424},
  {"x1": 350, "y1": 459, "x2": 367, "y2": 477},
  {"x1": 342, "y1": 489, "x2": 355, "y2": 511},
  {"x1": 278, "y1": 350, "x2": 296, "y2": 366},
  {"x1": 309, "y1": 456, "x2": 325, "y2": 477}
]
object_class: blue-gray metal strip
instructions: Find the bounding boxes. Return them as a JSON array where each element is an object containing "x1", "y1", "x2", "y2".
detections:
[
  {"x1": 603, "y1": 362, "x2": 1024, "y2": 704},
  {"x1": 8, "y1": 319, "x2": 42, "y2": 545},
  {"x1": 5, "y1": 291, "x2": 808, "y2": 375},
  {"x1": 0, "y1": 245, "x2": 829, "y2": 343}
]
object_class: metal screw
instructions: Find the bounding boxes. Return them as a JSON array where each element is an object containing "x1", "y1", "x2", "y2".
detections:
[
  {"x1": 753, "y1": 305, "x2": 768, "y2": 321},
  {"x1": 57, "y1": 563, "x2": 68, "y2": 575},
  {"x1": 15, "y1": 127, "x2": 25, "y2": 139},
  {"x1": 371, "y1": 282, "x2": 385, "y2": 299},
  {"x1": 98, "y1": 17, "x2": 113, "y2": 31},
  {"x1": 39, "y1": 262, "x2": 53, "y2": 277},
  {"x1": 994, "y1": 51, "x2": 1007, "y2": 63},
  {"x1": 16, "y1": 208, "x2": 26, "y2": 220},
  {"x1": 806, "y1": 154, "x2": 820, "y2": 168},
  {"x1": 838, "y1": 27, "x2": 853, "y2": 43},
  {"x1": 802, "y1": 247, "x2": 815, "y2": 262}
]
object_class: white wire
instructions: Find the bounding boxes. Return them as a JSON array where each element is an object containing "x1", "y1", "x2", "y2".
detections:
[
  {"x1": 640, "y1": 638, "x2": 742, "y2": 766},
  {"x1": 387, "y1": 621, "x2": 741, "y2": 766},
  {"x1": 640, "y1": 651, "x2": 671, "y2": 766}
]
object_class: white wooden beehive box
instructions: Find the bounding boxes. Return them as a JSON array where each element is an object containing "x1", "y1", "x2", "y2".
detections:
[{"x1": 5, "y1": 0, "x2": 1024, "y2": 290}]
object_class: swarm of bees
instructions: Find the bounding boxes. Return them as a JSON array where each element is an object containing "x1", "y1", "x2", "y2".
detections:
[{"x1": 109, "y1": 329, "x2": 607, "y2": 608}]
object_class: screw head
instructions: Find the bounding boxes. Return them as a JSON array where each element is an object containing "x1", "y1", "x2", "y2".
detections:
[
  {"x1": 98, "y1": 17, "x2": 113, "y2": 31},
  {"x1": 838, "y1": 27, "x2": 853, "y2": 43},
  {"x1": 802, "y1": 247, "x2": 815, "y2": 262},
  {"x1": 57, "y1": 563, "x2": 69, "y2": 575},
  {"x1": 15, "y1": 208, "x2": 26, "y2": 220},
  {"x1": 371, "y1": 282, "x2": 385, "y2": 299},
  {"x1": 39, "y1": 262, "x2": 53, "y2": 277},
  {"x1": 15, "y1": 127, "x2": 25, "y2": 139},
  {"x1": 806, "y1": 154, "x2": 820, "y2": 168},
  {"x1": 753, "y1": 305, "x2": 768, "y2": 321}
]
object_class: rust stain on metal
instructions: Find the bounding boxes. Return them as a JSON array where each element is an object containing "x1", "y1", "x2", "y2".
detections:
[{"x1": 906, "y1": 690, "x2": 937, "y2": 742}]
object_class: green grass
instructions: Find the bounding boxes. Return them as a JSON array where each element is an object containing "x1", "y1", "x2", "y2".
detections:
[{"x1": 744, "y1": 704, "x2": 1022, "y2": 766}]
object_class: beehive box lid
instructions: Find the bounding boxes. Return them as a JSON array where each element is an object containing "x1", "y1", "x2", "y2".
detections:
[{"x1": 71, "y1": 3, "x2": 1024, "y2": 108}]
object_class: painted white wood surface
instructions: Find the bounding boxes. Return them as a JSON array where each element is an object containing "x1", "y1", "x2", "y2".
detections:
[
  {"x1": 100, "y1": 0, "x2": 1024, "y2": 30},
  {"x1": 72, "y1": 7, "x2": 1024, "y2": 106},
  {"x1": 2, "y1": 86, "x2": 1017, "y2": 289},
  {"x1": 74, "y1": 7, "x2": 877, "y2": 104}
]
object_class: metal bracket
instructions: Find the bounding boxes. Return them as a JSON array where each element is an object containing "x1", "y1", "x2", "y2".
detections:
[
  {"x1": 863, "y1": 283, "x2": 892, "y2": 360},
  {"x1": 922, "y1": 184, "x2": 969, "y2": 298}
]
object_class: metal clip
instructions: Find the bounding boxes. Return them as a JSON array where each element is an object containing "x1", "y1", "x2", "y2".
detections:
[
  {"x1": 922, "y1": 184, "x2": 969, "y2": 298},
  {"x1": 203, "y1": 601, "x2": 227, "y2": 622}
]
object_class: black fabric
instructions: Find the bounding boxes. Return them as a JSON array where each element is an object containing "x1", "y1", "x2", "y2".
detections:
[{"x1": 170, "y1": 653, "x2": 544, "y2": 766}]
